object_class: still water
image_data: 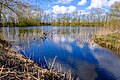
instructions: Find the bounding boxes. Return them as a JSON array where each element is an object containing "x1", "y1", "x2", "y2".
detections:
[{"x1": 0, "y1": 26, "x2": 120, "y2": 80}]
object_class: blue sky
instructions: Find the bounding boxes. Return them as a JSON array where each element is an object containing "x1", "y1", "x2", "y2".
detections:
[{"x1": 26, "y1": 0, "x2": 120, "y2": 14}]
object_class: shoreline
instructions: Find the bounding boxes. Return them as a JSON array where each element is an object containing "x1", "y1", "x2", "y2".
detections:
[
  {"x1": 94, "y1": 33, "x2": 120, "y2": 56},
  {"x1": 0, "y1": 22, "x2": 104, "y2": 27},
  {"x1": 0, "y1": 39, "x2": 69, "y2": 80},
  {"x1": 0, "y1": 25, "x2": 102, "y2": 28}
]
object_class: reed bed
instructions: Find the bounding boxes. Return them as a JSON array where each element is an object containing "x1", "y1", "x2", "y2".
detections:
[{"x1": 0, "y1": 38, "x2": 72, "y2": 80}]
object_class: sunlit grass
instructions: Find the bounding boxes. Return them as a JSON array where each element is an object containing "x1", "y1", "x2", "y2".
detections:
[{"x1": 95, "y1": 33, "x2": 120, "y2": 55}]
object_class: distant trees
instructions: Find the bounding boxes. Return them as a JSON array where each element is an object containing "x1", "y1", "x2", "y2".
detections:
[
  {"x1": 0, "y1": 0, "x2": 47, "y2": 27},
  {"x1": 109, "y1": 1, "x2": 120, "y2": 30},
  {"x1": 0, "y1": 0, "x2": 119, "y2": 27},
  {"x1": 110, "y1": 1, "x2": 120, "y2": 19},
  {"x1": 49, "y1": 9, "x2": 106, "y2": 27},
  {"x1": 49, "y1": 2, "x2": 120, "y2": 27},
  {"x1": 0, "y1": 0, "x2": 30, "y2": 24}
]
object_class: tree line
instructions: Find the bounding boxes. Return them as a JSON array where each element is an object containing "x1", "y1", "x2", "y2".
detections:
[{"x1": 0, "y1": 0, "x2": 120, "y2": 28}]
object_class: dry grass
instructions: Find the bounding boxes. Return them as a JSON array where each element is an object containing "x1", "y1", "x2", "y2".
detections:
[
  {"x1": 95, "y1": 27, "x2": 120, "y2": 36},
  {"x1": 94, "y1": 33, "x2": 120, "y2": 56},
  {"x1": 0, "y1": 38, "x2": 71, "y2": 80}
]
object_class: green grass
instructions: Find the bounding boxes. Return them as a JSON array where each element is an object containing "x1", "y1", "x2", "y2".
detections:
[{"x1": 95, "y1": 33, "x2": 120, "y2": 56}]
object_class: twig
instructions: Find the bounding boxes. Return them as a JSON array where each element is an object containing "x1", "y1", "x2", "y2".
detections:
[
  {"x1": 0, "y1": 65, "x2": 4, "y2": 76},
  {"x1": 38, "y1": 69, "x2": 40, "y2": 80}
]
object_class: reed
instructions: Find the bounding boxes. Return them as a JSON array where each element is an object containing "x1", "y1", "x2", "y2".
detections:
[{"x1": 0, "y1": 38, "x2": 68, "y2": 80}]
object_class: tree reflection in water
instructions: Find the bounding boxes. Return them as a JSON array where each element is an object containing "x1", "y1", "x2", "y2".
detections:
[{"x1": 0, "y1": 26, "x2": 120, "y2": 80}]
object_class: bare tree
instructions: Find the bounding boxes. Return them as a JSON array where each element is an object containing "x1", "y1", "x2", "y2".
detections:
[
  {"x1": 110, "y1": 1, "x2": 120, "y2": 30},
  {"x1": 110, "y1": 1, "x2": 120, "y2": 19},
  {"x1": 0, "y1": 0, "x2": 32, "y2": 22}
]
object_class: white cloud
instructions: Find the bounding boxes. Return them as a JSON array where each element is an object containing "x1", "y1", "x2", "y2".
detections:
[
  {"x1": 87, "y1": 0, "x2": 107, "y2": 9},
  {"x1": 51, "y1": 5, "x2": 76, "y2": 14},
  {"x1": 46, "y1": 5, "x2": 89, "y2": 15},
  {"x1": 54, "y1": 0, "x2": 72, "y2": 4},
  {"x1": 87, "y1": 0, "x2": 120, "y2": 10},
  {"x1": 52, "y1": 5, "x2": 67, "y2": 14},
  {"x1": 68, "y1": 6, "x2": 77, "y2": 13},
  {"x1": 77, "y1": 0, "x2": 87, "y2": 6}
]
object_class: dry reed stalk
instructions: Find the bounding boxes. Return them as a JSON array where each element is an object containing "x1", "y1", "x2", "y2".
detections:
[
  {"x1": 50, "y1": 56, "x2": 58, "y2": 72},
  {"x1": 0, "y1": 65, "x2": 4, "y2": 76},
  {"x1": 44, "y1": 56, "x2": 49, "y2": 69}
]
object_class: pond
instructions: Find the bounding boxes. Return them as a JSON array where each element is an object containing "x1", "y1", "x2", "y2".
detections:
[{"x1": 0, "y1": 26, "x2": 120, "y2": 80}]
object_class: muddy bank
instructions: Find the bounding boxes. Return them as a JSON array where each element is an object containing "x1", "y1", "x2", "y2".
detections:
[
  {"x1": 0, "y1": 39, "x2": 70, "y2": 80},
  {"x1": 94, "y1": 33, "x2": 120, "y2": 56}
]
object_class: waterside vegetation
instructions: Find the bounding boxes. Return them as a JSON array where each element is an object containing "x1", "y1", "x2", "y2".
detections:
[
  {"x1": 0, "y1": 37, "x2": 72, "y2": 80},
  {"x1": 94, "y1": 1, "x2": 120, "y2": 55},
  {"x1": 94, "y1": 33, "x2": 120, "y2": 56},
  {"x1": 0, "y1": 0, "x2": 120, "y2": 79}
]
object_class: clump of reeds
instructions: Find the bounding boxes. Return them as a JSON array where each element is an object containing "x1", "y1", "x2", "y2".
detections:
[
  {"x1": 94, "y1": 33, "x2": 120, "y2": 55},
  {"x1": 0, "y1": 38, "x2": 72, "y2": 80}
]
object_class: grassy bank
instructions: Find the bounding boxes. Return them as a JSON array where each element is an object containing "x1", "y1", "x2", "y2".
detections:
[
  {"x1": 94, "y1": 33, "x2": 120, "y2": 56},
  {"x1": 0, "y1": 38, "x2": 70, "y2": 80}
]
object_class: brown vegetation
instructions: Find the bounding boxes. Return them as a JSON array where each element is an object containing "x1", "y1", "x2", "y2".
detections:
[
  {"x1": 0, "y1": 38, "x2": 70, "y2": 80},
  {"x1": 94, "y1": 33, "x2": 120, "y2": 56}
]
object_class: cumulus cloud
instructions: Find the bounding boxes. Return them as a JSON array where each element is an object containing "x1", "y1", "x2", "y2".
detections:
[
  {"x1": 87, "y1": 0, "x2": 107, "y2": 9},
  {"x1": 77, "y1": 0, "x2": 87, "y2": 6},
  {"x1": 52, "y1": 5, "x2": 67, "y2": 14},
  {"x1": 87, "y1": 0, "x2": 120, "y2": 10},
  {"x1": 68, "y1": 6, "x2": 77, "y2": 13},
  {"x1": 54, "y1": 0, "x2": 72, "y2": 4},
  {"x1": 51, "y1": 5, "x2": 77, "y2": 14},
  {"x1": 46, "y1": 5, "x2": 89, "y2": 15}
]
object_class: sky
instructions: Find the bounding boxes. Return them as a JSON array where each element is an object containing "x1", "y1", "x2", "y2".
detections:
[{"x1": 26, "y1": 0, "x2": 120, "y2": 14}]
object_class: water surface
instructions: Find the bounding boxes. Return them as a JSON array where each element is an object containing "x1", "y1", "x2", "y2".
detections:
[{"x1": 0, "y1": 26, "x2": 120, "y2": 80}]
